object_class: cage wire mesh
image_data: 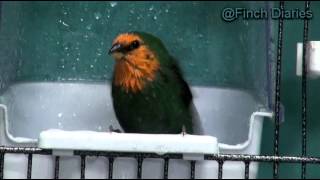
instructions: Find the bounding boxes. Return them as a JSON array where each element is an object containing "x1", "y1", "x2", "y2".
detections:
[{"x1": 0, "y1": 1, "x2": 315, "y2": 179}]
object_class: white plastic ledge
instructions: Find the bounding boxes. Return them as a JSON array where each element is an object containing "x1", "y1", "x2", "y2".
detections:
[{"x1": 38, "y1": 130, "x2": 219, "y2": 156}]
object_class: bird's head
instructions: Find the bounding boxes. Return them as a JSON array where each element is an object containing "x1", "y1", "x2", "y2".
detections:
[
  {"x1": 108, "y1": 32, "x2": 170, "y2": 64},
  {"x1": 109, "y1": 32, "x2": 168, "y2": 92},
  {"x1": 108, "y1": 33, "x2": 143, "y2": 61}
]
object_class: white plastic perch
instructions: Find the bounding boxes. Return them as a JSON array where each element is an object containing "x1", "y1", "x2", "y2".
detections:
[{"x1": 38, "y1": 130, "x2": 219, "y2": 157}]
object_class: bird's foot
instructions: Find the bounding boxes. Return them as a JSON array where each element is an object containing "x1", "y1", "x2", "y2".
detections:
[
  {"x1": 109, "y1": 125, "x2": 122, "y2": 133},
  {"x1": 181, "y1": 125, "x2": 187, "y2": 137}
]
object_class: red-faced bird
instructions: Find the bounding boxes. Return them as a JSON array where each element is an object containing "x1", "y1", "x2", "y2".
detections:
[{"x1": 108, "y1": 32, "x2": 203, "y2": 135}]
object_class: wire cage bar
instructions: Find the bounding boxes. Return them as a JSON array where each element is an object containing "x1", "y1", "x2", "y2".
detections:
[
  {"x1": 0, "y1": 1, "x2": 315, "y2": 179},
  {"x1": 54, "y1": 156, "x2": 60, "y2": 179},
  {"x1": 163, "y1": 158, "x2": 169, "y2": 179},
  {"x1": 108, "y1": 157, "x2": 114, "y2": 179},
  {"x1": 273, "y1": 1, "x2": 285, "y2": 179},
  {"x1": 27, "y1": 154, "x2": 33, "y2": 179},
  {"x1": 301, "y1": 1, "x2": 311, "y2": 179},
  {"x1": 0, "y1": 153, "x2": 4, "y2": 179}
]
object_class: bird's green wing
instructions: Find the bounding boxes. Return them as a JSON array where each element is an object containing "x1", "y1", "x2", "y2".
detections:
[{"x1": 167, "y1": 56, "x2": 193, "y2": 107}]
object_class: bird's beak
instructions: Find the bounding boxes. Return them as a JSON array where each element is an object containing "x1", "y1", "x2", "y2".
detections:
[{"x1": 108, "y1": 43, "x2": 123, "y2": 55}]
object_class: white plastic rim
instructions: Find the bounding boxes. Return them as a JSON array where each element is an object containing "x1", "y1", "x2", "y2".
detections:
[
  {"x1": 1, "y1": 101, "x2": 273, "y2": 153},
  {"x1": 218, "y1": 111, "x2": 273, "y2": 150},
  {"x1": 0, "y1": 104, "x2": 37, "y2": 143},
  {"x1": 297, "y1": 41, "x2": 320, "y2": 78}
]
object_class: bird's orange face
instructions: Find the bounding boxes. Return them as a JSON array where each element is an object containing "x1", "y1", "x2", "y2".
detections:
[
  {"x1": 108, "y1": 33, "x2": 144, "y2": 61},
  {"x1": 109, "y1": 33, "x2": 160, "y2": 93}
]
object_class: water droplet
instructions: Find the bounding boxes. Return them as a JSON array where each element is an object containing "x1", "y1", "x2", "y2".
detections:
[
  {"x1": 80, "y1": 18, "x2": 84, "y2": 22},
  {"x1": 76, "y1": 58, "x2": 80, "y2": 61},
  {"x1": 94, "y1": 12, "x2": 102, "y2": 20},
  {"x1": 58, "y1": 113, "x2": 63, "y2": 118},
  {"x1": 58, "y1": 122, "x2": 63, "y2": 128},
  {"x1": 149, "y1": 6, "x2": 154, "y2": 11},
  {"x1": 86, "y1": 24, "x2": 92, "y2": 30},
  {"x1": 130, "y1": 10, "x2": 134, "y2": 14},
  {"x1": 63, "y1": 11, "x2": 68, "y2": 15},
  {"x1": 153, "y1": 16, "x2": 157, "y2": 20},
  {"x1": 110, "y1": 2, "x2": 117, "y2": 7},
  {"x1": 165, "y1": 9, "x2": 169, "y2": 13},
  {"x1": 98, "y1": 126, "x2": 102, "y2": 131},
  {"x1": 90, "y1": 65, "x2": 94, "y2": 68},
  {"x1": 61, "y1": 21, "x2": 69, "y2": 27},
  {"x1": 72, "y1": 113, "x2": 77, "y2": 117},
  {"x1": 56, "y1": 41, "x2": 60, "y2": 45},
  {"x1": 152, "y1": 93, "x2": 157, "y2": 98}
]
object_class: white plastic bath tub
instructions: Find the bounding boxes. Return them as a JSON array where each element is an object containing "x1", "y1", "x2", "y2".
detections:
[{"x1": 0, "y1": 82, "x2": 272, "y2": 179}]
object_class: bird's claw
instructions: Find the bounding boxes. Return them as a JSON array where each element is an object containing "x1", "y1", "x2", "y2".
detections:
[
  {"x1": 181, "y1": 125, "x2": 187, "y2": 137},
  {"x1": 109, "y1": 125, "x2": 122, "y2": 133}
]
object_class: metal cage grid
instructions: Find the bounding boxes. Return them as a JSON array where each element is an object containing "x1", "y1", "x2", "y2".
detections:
[
  {"x1": 1, "y1": 147, "x2": 320, "y2": 179},
  {"x1": 0, "y1": 1, "x2": 314, "y2": 179}
]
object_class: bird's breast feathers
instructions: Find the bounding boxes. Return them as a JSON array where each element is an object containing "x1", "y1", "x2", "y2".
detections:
[{"x1": 113, "y1": 47, "x2": 160, "y2": 93}]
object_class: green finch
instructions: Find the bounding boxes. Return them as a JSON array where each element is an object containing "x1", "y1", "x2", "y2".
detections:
[{"x1": 108, "y1": 32, "x2": 203, "y2": 135}]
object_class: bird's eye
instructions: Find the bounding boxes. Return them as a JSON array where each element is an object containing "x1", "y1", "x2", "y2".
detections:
[{"x1": 129, "y1": 40, "x2": 140, "y2": 50}]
